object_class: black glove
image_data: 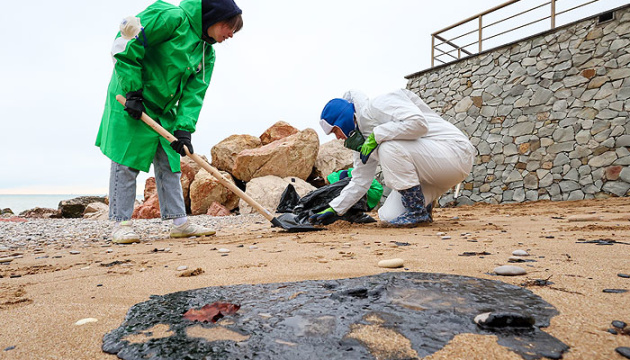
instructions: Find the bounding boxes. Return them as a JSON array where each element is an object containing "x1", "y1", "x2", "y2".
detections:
[
  {"x1": 124, "y1": 90, "x2": 145, "y2": 120},
  {"x1": 170, "y1": 130, "x2": 194, "y2": 156}
]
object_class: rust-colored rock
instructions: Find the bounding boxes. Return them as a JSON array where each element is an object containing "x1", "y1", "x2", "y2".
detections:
[
  {"x1": 133, "y1": 194, "x2": 160, "y2": 219},
  {"x1": 211, "y1": 135, "x2": 262, "y2": 173},
  {"x1": 232, "y1": 128, "x2": 320, "y2": 182},
  {"x1": 190, "y1": 169, "x2": 240, "y2": 215},
  {"x1": 144, "y1": 177, "x2": 157, "y2": 201},
  {"x1": 581, "y1": 69, "x2": 596, "y2": 79},
  {"x1": 605, "y1": 166, "x2": 622, "y2": 181},
  {"x1": 206, "y1": 202, "x2": 232, "y2": 217},
  {"x1": 259, "y1": 121, "x2": 299, "y2": 145}
]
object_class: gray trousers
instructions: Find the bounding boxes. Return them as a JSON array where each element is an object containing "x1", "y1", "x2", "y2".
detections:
[{"x1": 108, "y1": 144, "x2": 186, "y2": 221}]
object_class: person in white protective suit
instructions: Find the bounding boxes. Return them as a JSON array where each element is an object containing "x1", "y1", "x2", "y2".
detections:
[{"x1": 310, "y1": 89, "x2": 475, "y2": 227}]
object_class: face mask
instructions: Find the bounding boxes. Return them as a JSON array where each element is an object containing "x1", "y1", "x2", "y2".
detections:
[{"x1": 344, "y1": 129, "x2": 365, "y2": 152}]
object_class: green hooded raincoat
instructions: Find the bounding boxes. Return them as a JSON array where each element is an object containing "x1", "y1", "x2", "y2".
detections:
[{"x1": 96, "y1": 0, "x2": 215, "y2": 173}]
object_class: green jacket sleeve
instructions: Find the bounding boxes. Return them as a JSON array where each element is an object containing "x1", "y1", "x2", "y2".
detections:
[{"x1": 174, "y1": 46, "x2": 215, "y2": 133}]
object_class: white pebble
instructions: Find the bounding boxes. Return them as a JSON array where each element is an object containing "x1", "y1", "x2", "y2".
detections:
[
  {"x1": 69, "y1": 251, "x2": 80, "y2": 255},
  {"x1": 176, "y1": 266, "x2": 188, "y2": 271},
  {"x1": 378, "y1": 258, "x2": 404, "y2": 268},
  {"x1": 512, "y1": 250, "x2": 529, "y2": 256},
  {"x1": 436, "y1": 232, "x2": 446, "y2": 236},
  {"x1": 441, "y1": 236, "x2": 452, "y2": 240},
  {"x1": 75, "y1": 318, "x2": 98, "y2": 326},
  {"x1": 249, "y1": 245, "x2": 258, "y2": 250},
  {"x1": 474, "y1": 312, "x2": 491, "y2": 325},
  {"x1": 493, "y1": 265, "x2": 527, "y2": 276},
  {"x1": 218, "y1": 248, "x2": 230, "y2": 253}
]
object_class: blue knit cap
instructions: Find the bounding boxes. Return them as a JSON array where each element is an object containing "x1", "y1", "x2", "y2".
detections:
[{"x1": 320, "y1": 99, "x2": 355, "y2": 137}]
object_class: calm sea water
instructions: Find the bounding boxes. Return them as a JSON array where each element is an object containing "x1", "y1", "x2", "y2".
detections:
[{"x1": 0, "y1": 194, "x2": 107, "y2": 214}]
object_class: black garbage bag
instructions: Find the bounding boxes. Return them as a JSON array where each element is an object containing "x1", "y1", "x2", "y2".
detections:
[
  {"x1": 275, "y1": 178, "x2": 376, "y2": 225},
  {"x1": 276, "y1": 184, "x2": 301, "y2": 213}
]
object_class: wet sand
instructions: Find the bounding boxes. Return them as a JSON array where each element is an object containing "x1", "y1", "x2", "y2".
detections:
[{"x1": 1, "y1": 197, "x2": 629, "y2": 359}]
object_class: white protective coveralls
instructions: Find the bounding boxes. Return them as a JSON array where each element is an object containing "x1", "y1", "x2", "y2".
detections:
[{"x1": 327, "y1": 89, "x2": 476, "y2": 221}]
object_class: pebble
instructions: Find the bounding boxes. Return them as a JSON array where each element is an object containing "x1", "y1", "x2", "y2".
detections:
[
  {"x1": 603, "y1": 289, "x2": 628, "y2": 294},
  {"x1": 69, "y1": 251, "x2": 80, "y2": 255},
  {"x1": 74, "y1": 318, "x2": 98, "y2": 326},
  {"x1": 612, "y1": 320, "x2": 627, "y2": 329},
  {"x1": 106, "y1": 249, "x2": 113, "y2": 253},
  {"x1": 494, "y1": 265, "x2": 527, "y2": 276},
  {"x1": 436, "y1": 232, "x2": 446, "y2": 236},
  {"x1": 218, "y1": 248, "x2": 230, "y2": 253},
  {"x1": 567, "y1": 214, "x2": 603, "y2": 222},
  {"x1": 616, "y1": 347, "x2": 630, "y2": 359},
  {"x1": 176, "y1": 266, "x2": 188, "y2": 271},
  {"x1": 618, "y1": 274, "x2": 630, "y2": 279},
  {"x1": 512, "y1": 250, "x2": 529, "y2": 256},
  {"x1": 441, "y1": 236, "x2": 452, "y2": 240},
  {"x1": 249, "y1": 245, "x2": 258, "y2": 250},
  {"x1": 378, "y1": 258, "x2": 404, "y2": 268},
  {"x1": 0, "y1": 257, "x2": 14, "y2": 263},
  {"x1": 4, "y1": 346, "x2": 15, "y2": 351}
]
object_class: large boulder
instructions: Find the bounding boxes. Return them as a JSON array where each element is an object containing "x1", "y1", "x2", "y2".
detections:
[
  {"x1": 259, "y1": 121, "x2": 299, "y2": 145},
  {"x1": 239, "y1": 175, "x2": 316, "y2": 215},
  {"x1": 59, "y1": 196, "x2": 108, "y2": 218},
  {"x1": 133, "y1": 177, "x2": 160, "y2": 219},
  {"x1": 83, "y1": 202, "x2": 109, "y2": 220},
  {"x1": 211, "y1": 135, "x2": 262, "y2": 173},
  {"x1": 232, "y1": 128, "x2": 320, "y2": 182},
  {"x1": 189, "y1": 169, "x2": 240, "y2": 215},
  {"x1": 313, "y1": 139, "x2": 354, "y2": 179}
]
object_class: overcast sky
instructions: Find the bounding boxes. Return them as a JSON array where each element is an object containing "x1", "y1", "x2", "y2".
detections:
[{"x1": 0, "y1": 0, "x2": 624, "y2": 195}]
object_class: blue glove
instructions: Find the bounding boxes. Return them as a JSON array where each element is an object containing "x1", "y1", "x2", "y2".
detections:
[
  {"x1": 309, "y1": 207, "x2": 336, "y2": 225},
  {"x1": 359, "y1": 133, "x2": 378, "y2": 164}
]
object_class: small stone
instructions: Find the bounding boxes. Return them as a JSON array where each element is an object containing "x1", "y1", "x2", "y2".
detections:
[
  {"x1": 608, "y1": 328, "x2": 619, "y2": 335},
  {"x1": 69, "y1": 251, "x2": 80, "y2": 255},
  {"x1": 441, "y1": 236, "x2": 452, "y2": 240},
  {"x1": 603, "y1": 289, "x2": 628, "y2": 294},
  {"x1": 249, "y1": 245, "x2": 258, "y2": 250},
  {"x1": 0, "y1": 257, "x2": 14, "y2": 263},
  {"x1": 106, "y1": 249, "x2": 113, "y2": 253},
  {"x1": 176, "y1": 266, "x2": 188, "y2": 271},
  {"x1": 75, "y1": 318, "x2": 98, "y2": 326},
  {"x1": 474, "y1": 312, "x2": 535, "y2": 328},
  {"x1": 616, "y1": 347, "x2": 630, "y2": 359},
  {"x1": 4, "y1": 346, "x2": 15, "y2": 351},
  {"x1": 512, "y1": 250, "x2": 529, "y2": 256},
  {"x1": 618, "y1": 274, "x2": 630, "y2": 279},
  {"x1": 494, "y1": 265, "x2": 527, "y2": 276},
  {"x1": 567, "y1": 214, "x2": 603, "y2": 222},
  {"x1": 436, "y1": 232, "x2": 446, "y2": 236},
  {"x1": 612, "y1": 320, "x2": 627, "y2": 329},
  {"x1": 378, "y1": 258, "x2": 404, "y2": 268},
  {"x1": 218, "y1": 248, "x2": 230, "y2": 253}
]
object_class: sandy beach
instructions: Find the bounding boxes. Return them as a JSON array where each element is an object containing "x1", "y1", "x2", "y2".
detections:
[{"x1": 1, "y1": 197, "x2": 629, "y2": 360}]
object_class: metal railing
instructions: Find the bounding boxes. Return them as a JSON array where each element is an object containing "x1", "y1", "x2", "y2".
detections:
[{"x1": 431, "y1": 0, "x2": 614, "y2": 67}]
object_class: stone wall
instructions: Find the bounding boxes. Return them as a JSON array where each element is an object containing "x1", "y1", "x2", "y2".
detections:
[{"x1": 406, "y1": 5, "x2": 630, "y2": 206}]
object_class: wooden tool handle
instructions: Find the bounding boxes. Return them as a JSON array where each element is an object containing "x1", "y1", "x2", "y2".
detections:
[{"x1": 115, "y1": 95, "x2": 275, "y2": 221}]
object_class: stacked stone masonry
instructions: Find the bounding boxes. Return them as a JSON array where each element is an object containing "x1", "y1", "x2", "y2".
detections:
[{"x1": 407, "y1": 6, "x2": 630, "y2": 206}]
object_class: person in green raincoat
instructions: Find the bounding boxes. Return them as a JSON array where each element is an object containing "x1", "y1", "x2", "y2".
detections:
[{"x1": 96, "y1": 0, "x2": 243, "y2": 243}]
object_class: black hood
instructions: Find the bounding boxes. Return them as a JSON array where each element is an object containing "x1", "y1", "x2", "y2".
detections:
[{"x1": 202, "y1": 0, "x2": 242, "y2": 43}]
